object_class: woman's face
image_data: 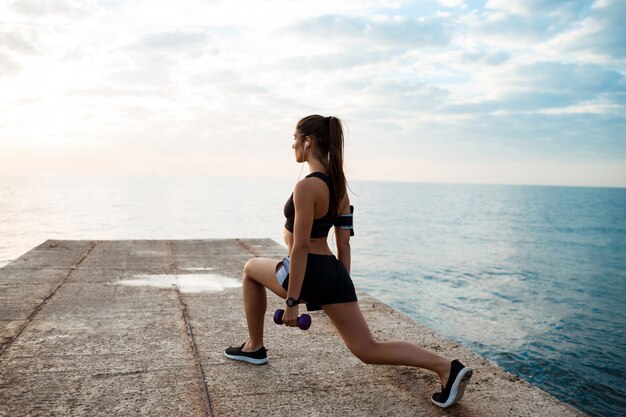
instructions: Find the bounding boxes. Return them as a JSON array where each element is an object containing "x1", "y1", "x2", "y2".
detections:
[{"x1": 292, "y1": 129, "x2": 306, "y2": 162}]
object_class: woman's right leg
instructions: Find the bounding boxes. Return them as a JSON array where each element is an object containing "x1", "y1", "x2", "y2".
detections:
[
  {"x1": 322, "y1": 301, "x2": 451, "y2": 386},
  {"x1": 241, "y1": 257, "x2": 288, "y2": 351}
]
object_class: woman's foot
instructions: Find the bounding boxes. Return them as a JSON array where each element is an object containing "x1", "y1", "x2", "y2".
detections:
[
  {"x1": 224, "y1": 342, "x2": 268, "y2": 365},
  {"x1": 431, "y1": 360, "x2": 472, "y2": 408}
]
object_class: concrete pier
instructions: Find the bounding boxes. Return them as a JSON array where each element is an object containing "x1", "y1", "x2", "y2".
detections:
[{"x1": 0, "y1": 239, "x2": 585, "y2": 416}]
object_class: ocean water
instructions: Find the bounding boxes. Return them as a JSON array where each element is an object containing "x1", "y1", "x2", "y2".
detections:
[{"x1": 1, "y1": 175, "x2": 625, "y2": 417}]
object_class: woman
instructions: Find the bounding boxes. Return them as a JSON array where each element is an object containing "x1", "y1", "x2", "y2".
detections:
[{"x1": 225, "y1": 115, "x2": 472, "y2": 408}]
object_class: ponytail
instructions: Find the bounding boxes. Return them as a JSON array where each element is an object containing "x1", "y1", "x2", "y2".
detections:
[
  {"x1": 296, "y1": 114, "x2": 347, "y2": 218},
  {"x1": 326, "y1": 117, "x2": 346, "y2": 218}
]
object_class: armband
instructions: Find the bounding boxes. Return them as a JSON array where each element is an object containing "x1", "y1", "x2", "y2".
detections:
[{"x1": 333, "y1": 205, "x2": 354, "y2": 236}]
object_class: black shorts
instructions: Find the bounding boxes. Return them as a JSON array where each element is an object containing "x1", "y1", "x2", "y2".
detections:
[{"x1": 276, "y1": 253, "x2": 358, "y2": 311}]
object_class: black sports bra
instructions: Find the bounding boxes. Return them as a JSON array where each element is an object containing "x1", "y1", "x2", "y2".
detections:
[{"x1": 284, "y1": 172, "x2": 334, "y2": 239}]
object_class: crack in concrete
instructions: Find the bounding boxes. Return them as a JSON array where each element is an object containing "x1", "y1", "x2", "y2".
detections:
[
  {"x1": 0, "y1": 241, "x2": 98, "y2": 357},
  {"x1": 91, "y1": 369, "x2": 151, "y2": 379},
  {"x1": 235, "y1": 239, "x2": 261, "y2": 257},
  {"x1": 166, "y1": 240, "x2": 214, "y2": 417}
]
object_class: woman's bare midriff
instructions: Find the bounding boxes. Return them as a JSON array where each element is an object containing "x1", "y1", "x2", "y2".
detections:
[{"x1": 284, "y1": 229, "x2": 333, "y2": 256}]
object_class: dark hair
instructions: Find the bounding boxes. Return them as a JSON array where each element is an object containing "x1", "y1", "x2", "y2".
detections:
[{"x1": 297, "y1": 114, "x2": 347, "y2": 218}]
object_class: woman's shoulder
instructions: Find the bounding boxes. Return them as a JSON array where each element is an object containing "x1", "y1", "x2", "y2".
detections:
[
  {"x1": 293, "y1": 174, "x2": 330, "y2": 203},
  {"x1": 296, "y1": 172, "x2": 329, "y2": 187},
  {"x1": 294, "y1": 176, "x2": 322, "y2": 193}
]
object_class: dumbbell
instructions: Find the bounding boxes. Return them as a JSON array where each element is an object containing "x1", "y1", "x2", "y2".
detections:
[{"x1": 273, "y1": 309, "x2": 312, "y2": 330}]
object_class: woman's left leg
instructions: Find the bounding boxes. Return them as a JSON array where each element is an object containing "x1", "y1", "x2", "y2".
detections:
[
  {"x1": 241, "y1": 257, "x2": 288, "y2": 351},
  {"x1": 322, "y1": 301, "x2": 452, "y2": 387}
]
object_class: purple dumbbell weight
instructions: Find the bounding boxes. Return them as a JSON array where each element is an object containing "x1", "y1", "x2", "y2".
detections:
[{"x1": 273, "y1": 309, "x2": 312, "y2": 330}]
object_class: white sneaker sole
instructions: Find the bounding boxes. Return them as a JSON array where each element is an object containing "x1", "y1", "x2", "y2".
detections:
[
  {"x1": 224, "y1": 351, "x2": 268, "y2": 365},
  {"x1": 431, "y1": 367, "x2": 473, "y2": 408}
]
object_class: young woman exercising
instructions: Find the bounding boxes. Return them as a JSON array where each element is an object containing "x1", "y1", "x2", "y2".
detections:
[{"x1": 225, "y1": 115, "x2": 472, "y2": 408}]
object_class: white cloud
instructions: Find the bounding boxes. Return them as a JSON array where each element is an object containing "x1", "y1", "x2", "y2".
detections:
[
  {"x1": 0, "y1": 51, "x2": 21, "y2": 76},
  {"x1": 440, "y1": 61, "x2": 625, "y2": 116},
  {"x1": 438, "y1": 0, "x2": 464, "y2": 8},
  {"x1": 10, "y1": 0, "x2": 103, "y2": 18},
  {"x1": 463, "y1": 0, "x2": 596, "y2": 51},
  {"x1": 545, "y1": 0, "x2": 626, "y2": 61},
  {"x1": 485, "y1": 0, "x2": 588, "y2": 16},
  {"x1": 0, "y1": 28, "x2": 40, "y2": 54},
  {"x1": 459, "y1": 50, "x2": 509, "y2": 66},
  {"x1": 286, "y1": 14, "x2": 451, "y2": 48},
  {"x1": 0, "y1": 0, "x2": 624, "y2": 186},
  {"x1": 132, "y1": 30, "x2": 219, "y2": 55}
]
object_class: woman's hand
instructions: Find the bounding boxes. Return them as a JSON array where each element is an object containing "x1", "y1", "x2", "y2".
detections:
[{"x1": 282, "y1": 305, "x2": 300, "y2": 327}]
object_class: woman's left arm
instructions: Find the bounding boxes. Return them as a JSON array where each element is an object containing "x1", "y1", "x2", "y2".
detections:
[{"x1": 283, "y1": 180, "x2": 315, "y2": 326}]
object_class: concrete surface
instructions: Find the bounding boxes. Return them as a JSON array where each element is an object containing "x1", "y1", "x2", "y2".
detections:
[{"x1": 0, "y1": 239, "x2": 586, "y2": 416}]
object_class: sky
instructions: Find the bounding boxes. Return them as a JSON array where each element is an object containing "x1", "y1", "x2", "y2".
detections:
[{"x1": 0, "y1": 0, "x2": 624, "y2": 186}]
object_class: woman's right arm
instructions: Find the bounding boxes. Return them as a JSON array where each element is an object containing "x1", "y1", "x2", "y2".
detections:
[{"x1": 335, "y1": 197, "x2": 352, "y2": 273}]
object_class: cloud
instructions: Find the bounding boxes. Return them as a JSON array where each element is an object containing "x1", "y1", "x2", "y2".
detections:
[
  {"x1": 0, "y1": 30, "x2": 27, "y2": 76},
  {"x1": 286, "y1": 14, "x2": 451, "y2": 48},
  {"x1": 506, "y1": 62, "x2": 624, "y2": 113},
  {"x1": 121, "y1": 29, "x2": 219, "y2": 58},
  {"x1": 485, "y1": 0, "x2": 590, "y2": 16},
  {"x1": 276, "y1": 49, "x2": 399, "y2": 72},
  {"x1": 438, "y1": 0, "x2": 465, "y2": 8},
  {"x1": 66, "y1": 85, "x2": 167, "y2": 98},
  {"x1": 0, "y1": 29, "x2": 40, "y2": 54},
  {"x1": 465, "y1": 1, "x2": 596, "y2": 45},
  {"x1": 0, "y1": 51, "x2": 21, "y2": 76},
  {"x1": 448, "y1": 62, "x2": 624, "y2": 113},
  {"x1": 547, "y1": 0, "x2": 626, "y2": 60},
  {"x1": 465, "y1": 13, "x2": 554, "y2": 42},
  {"x1": 104, "y1": 29, "x2": 220, "y2": 88},
  {"x1": 460, "y1": 50, "x2": 509, "y2": 66},
  {"x1": 0, "y1": 0, "x2": 624, "y2": 185},
  {"x1": 364, "y1": 79, "x2": 450, "y2": 111},
  {"x1": 495, "y1": 112, "x2": 626, "y2": 157},
  {"x1": 188, "y1": 68, "x2": 278, "y2": 106},
  {"x1": 138, "y1": 30, "x2": 217, "y2": 53},
  {"x1": 10, "y1": 0, "x2": 102, "y2": 18}
]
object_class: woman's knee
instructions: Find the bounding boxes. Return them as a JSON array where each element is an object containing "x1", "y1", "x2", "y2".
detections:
[
  {"x1": 324, "y1": 302, "x2": 379, "y2": 364},
  {"x1": 243, "y1": 258, "x2": 260, "y2": 279},
  {"x1": 243, "y1": 258, "x2": 253, "y2": 276},
  {"x1": 349, "y1": 340, "x2": 379, "y2": 365},
  {"x1": 242, "y1": 257, "x2": 285, "y2": 297}
]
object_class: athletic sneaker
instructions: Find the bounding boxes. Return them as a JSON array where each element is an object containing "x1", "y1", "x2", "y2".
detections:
[
  {"x1": 431, "y1": 359, "x2": 473, "y2": 408},
  {"x1": 224, "y1": 343, "x2": 268, "y2": 365}
]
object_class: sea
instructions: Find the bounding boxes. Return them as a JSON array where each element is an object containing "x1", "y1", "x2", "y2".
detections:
[{"x1": 1, "y1": 175, "x2": 625, "y2": 417}]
